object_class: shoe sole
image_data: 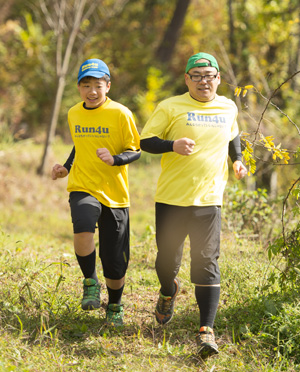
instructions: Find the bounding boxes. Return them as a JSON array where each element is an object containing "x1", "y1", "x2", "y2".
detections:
[
  {"x1": 81, "y1": 302, "x2": 100, "y2": 310},
  {"x1": 105, "y1": 320, "x2": 124, "y2": 328},
  {"x1": 198, "y1": 344, "x2": 219, "y2": 359},
  {"x1": 105, "y1": 315, "x2": 124, "y2": 327},
  {"x1": 155, "y1": 309, "x2": 174, "y2": 325}
]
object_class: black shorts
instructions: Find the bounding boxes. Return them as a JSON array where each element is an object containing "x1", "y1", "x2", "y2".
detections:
[
  {"x1": 155, "y1": 203, "x2": 221, "y2": 285},
  {"x1": 69, "y1": 192, "x2": 130, "y2": 280}
]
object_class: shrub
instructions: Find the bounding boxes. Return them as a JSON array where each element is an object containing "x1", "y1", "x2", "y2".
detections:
[{"x1": 222, "y1": 186, "x2": 282, "y2": 241}]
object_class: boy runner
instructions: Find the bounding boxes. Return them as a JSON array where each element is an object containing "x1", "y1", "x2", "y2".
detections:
[{"x1": 52, "y1": 58, "x2": 140, "y2": 327}]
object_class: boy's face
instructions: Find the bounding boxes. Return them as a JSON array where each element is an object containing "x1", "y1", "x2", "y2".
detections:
[{"x1": 78, "y1": 76, "x2": 111, "y2": 108}]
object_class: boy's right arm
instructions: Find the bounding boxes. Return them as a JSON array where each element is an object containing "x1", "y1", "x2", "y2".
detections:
[
  {"x1": 52, "y1": 164, "x2": 68, "y2": 180},
  {"x1": 51, "y1": 145, "x2": 75, "y2": 180}
]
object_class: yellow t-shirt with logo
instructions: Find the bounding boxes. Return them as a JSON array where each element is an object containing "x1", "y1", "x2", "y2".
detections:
[
  {"x1": 67, "y1": 97, "x2": 140, "y2": 208},
  {"x1": 140, "y1": 92, "x2": 239, "y2": 206}
]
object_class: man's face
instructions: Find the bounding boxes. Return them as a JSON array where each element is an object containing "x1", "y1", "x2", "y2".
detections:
[
  {"x1": 78, "y1": 77, "x2": 111, "y2": 108},
  {"x1": 184, "y1": 59, "x2": 220, "y2": 102}
]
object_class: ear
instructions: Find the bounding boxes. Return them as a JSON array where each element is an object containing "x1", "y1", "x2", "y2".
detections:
[
  {"x1": 184, "y1": 73, "x2": 189, "y2": 87},
  {"x1": 217, "y1": 72, "x2": 221, "y2": 86},
  {"x1": 106, "y1": 81, "x2": 111, "y2": 93}
]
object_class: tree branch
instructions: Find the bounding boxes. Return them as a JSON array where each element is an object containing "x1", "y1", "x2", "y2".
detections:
[
  {"x1": 281, "y1": 176, "x2": 300, "y2": 246},
  {"x1": 256, "y1": 90, "x2": 300, "y2": 136},
  {"x1": 56, "y1": 0, "x2": 66, "y2": 76},
  {"x1": 255, "y1": 70, "x2": 300, "y2": 140}
]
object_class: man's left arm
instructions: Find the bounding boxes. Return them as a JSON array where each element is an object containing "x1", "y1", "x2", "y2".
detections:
[{"x1": 229, "y1": 134, "x2": 247, "y2": 180}]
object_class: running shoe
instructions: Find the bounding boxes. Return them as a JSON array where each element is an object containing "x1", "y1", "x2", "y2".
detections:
[
  {"x1": 81, "y1": 278, "x2": 101, "y2": 310},
  {"x1": 155, "y1": 278, "x2": 180, "y2": 325},
  {"x1": 105, "y1": 303, "x2": 124, "y2": 327},
  {"x1": 196, "y1": 326, "x2": 219, "y2": 359}
]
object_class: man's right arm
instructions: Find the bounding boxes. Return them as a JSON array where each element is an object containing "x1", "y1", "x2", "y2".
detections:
[
  {"x1": 141, "y1": 136, "x2": 195, "y2": 155},
  {"x1": 140, "y1": 137, "x2": 174, "y2": 154}
]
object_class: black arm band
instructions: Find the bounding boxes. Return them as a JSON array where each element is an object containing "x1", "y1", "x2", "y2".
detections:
[
  {"x1": 113, "y1": 150, "x2": 141, "y2": 166},
  {"x1": 228, "y1": 134, "x2": 242, "y2": 163},
  {"x1": 140, "y1": 137, "x2": 174, "y2": 154},
  {"x1": 63, "y1": 146, "x2": 75, "y2": 172}
]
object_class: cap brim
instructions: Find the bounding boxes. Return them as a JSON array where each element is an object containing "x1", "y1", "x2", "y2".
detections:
[{"x1": 78, "y1": 71, "x2": 107, "y2": 84}]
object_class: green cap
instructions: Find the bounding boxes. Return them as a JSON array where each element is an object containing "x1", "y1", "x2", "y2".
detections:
[{"x1": 185, "y1": 52, "x2": 219, "y2": 73}]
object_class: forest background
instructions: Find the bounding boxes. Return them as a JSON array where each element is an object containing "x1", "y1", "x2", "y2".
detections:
[
  {"x1": 1, "y1": 0, "x2": 300, "y2": 187},
  {"x1": 0, "y1": 0, "x2": 300, "y2": 371}
]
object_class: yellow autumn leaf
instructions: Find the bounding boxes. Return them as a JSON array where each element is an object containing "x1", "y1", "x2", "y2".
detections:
[
  {"x1": 244, "y1": 85, "x2": 254, "y2": 89},
  {"x1": 265, "y1": 135, "x2": 274, "y2": 141},
  {"x1": 236, "y1": 87, "x2": 242, "y2": 97},
  {"x1": 246, "y1": 144, "x2": 253, "y2": 152}
]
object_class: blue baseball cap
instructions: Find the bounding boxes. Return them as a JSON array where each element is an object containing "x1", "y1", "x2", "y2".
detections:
[{"x1": 77, "y1": 58, "x2": 110, "y2": 84}]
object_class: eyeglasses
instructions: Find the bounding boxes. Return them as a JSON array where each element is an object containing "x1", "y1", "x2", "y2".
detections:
[{"x1": 187, "y1": 73, "x2": 218, "y2": 82}]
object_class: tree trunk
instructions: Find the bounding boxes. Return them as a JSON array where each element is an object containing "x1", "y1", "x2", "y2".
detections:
[
  {"x1": 155, "y1": 0, "x2": 191, "y2": 64},
  {"x1": 290, "y1": 5, "x2": 300, "y2": 90},
  {"x1": 37, "y1": 0, "x2": 87, "y2": 175},
  {"x1": 228, "y1": 0, "x2": 236, "y2": 57},
  {"x1": 37, "y1": 75, "x2": 66, "y2": 175},
  {"x1": 0, "y1": 0, "x2": 15, "y2": 24}
]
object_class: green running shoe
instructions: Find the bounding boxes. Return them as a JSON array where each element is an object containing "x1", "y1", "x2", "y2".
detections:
[
  {"x1": 81, "y1": 278, "x2": 101, "y2": 310},
  {"x1": 105, "y1": 303, "x2": 124, "y2": 327},
  {"x1": 196, "y1": 326, "x2": 219, "y2": 359},
  {"x1": 155, "y1": 278, "x2": 180, "y2": 325}
]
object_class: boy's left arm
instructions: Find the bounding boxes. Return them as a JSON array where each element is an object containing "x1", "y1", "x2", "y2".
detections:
[
  {"x1": 96, "y1": 148, "x2": 114, "y2": 165},
  {"x1": 112, "y1": 149, "x2": 141, "y2": 165},
  {"x1": 97, "y1": 108, "x2": 140, "y2": 166},
  {"x1": 96, "y1": 148, "x2": 141, "y2": 166}
]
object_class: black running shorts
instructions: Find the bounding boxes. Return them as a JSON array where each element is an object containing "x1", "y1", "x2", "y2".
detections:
[
  {"x1": 69, "y1": 191, "x2": 130, "y2": 280},
  {"x1": 155, "y1": 203, "x2": 221, "y2": 285}
]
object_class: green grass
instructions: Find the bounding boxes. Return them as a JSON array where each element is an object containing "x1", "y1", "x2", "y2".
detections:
[{"x1": 0, "y1": 139, "x2": 300, "y2": 371}]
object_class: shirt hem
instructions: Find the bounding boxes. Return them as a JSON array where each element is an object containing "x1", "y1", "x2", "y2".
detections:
[
  {"x1": 154, "y1": 198, "x2": 223, "y2": 207},
  {"x1": 67, "y1": 188, "x2": 130, "y2": 208}
]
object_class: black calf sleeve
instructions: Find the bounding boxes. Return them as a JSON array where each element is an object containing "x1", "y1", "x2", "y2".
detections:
[
  {"x1": 195, "y1": 285, "x2": 220, "y2": 329},
  {"x1": 76, "y1": 250, "x2": 98, "y2": 282}
]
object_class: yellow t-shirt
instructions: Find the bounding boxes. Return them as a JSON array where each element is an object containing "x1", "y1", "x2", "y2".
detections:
[
  {"x1": 140, "y1": 92, "x2": 239, "y2": 206},
  {"x1": 67, "y1": 98, "x2": 140, "y2": 208}
]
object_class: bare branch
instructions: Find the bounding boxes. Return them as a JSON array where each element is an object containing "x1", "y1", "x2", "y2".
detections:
[
  {"x1": 38, "y1": 0, "x2": 54, "y2": 28},
  {"x1": 98, "y1": 0, "x2": 129, "y2": 17},
  {"x1": 82, "y1": 1, "x2": 99, "y2": 21},
  {"x1": 281, "y1": 176, "x2": 300, "y2": 246},
  {"x1": 255, "y1": 70, "x2": 300, "y2": 140},
  {"x1": 255, "y1": 90, "x2": 300, "y2": 136},
  {"x1": 217, "y1": 39, "x2": 243, "y2": 113},
  {"x1": 60, "y1": 0, "x2": 87, "y2": 77},
  {"x1": 56, "y1": 0, "x2": 66, "y2": 75}
]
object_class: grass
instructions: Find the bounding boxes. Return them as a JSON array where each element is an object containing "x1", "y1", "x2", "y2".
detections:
[{"x1": 0, "y1": 139, "x2": 300, "y2": 371}]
